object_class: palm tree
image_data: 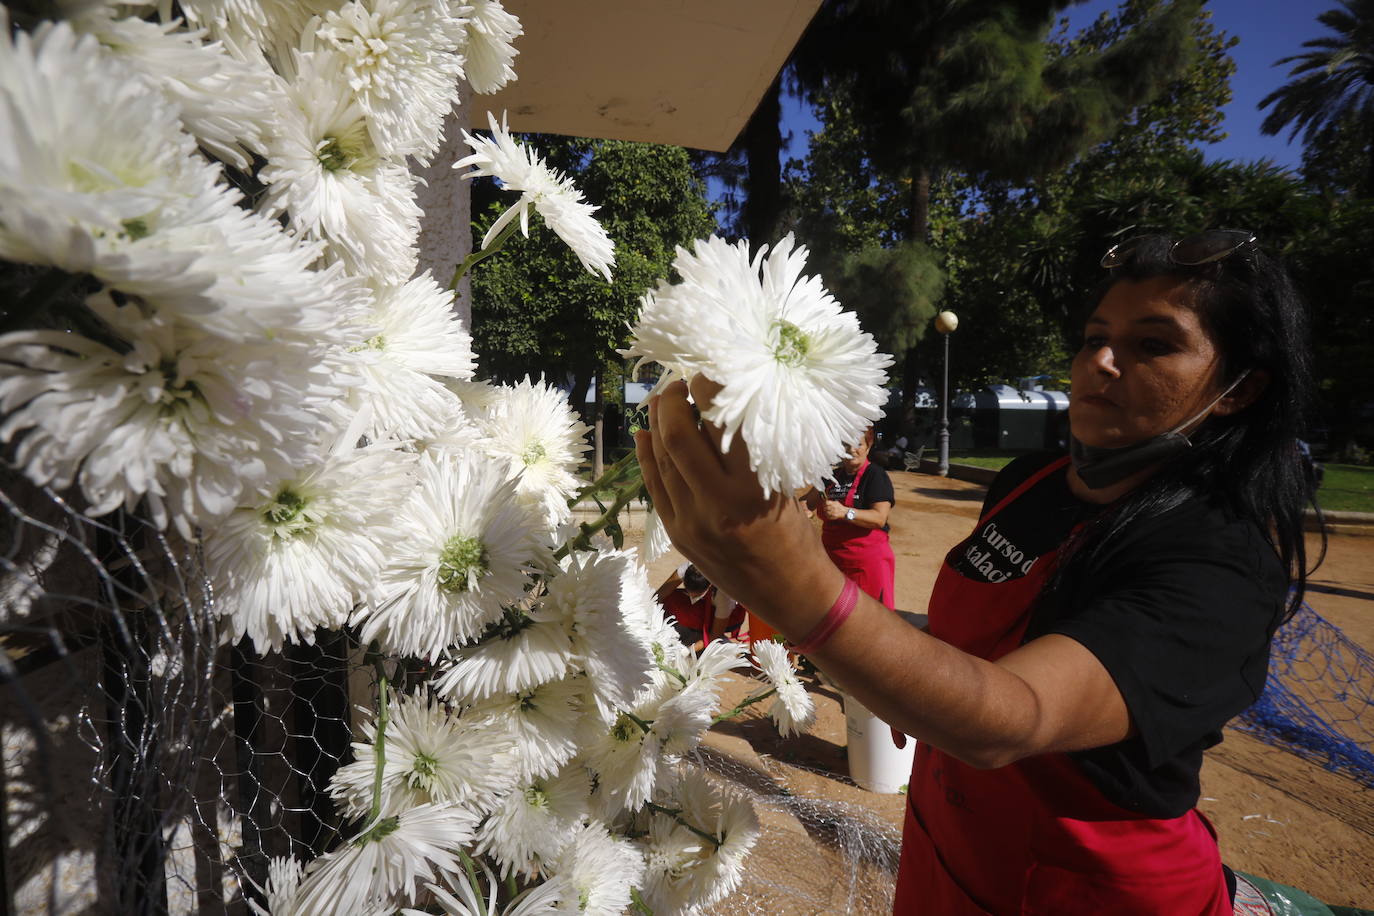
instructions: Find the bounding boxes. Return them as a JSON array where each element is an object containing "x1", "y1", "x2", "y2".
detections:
[{"x1": 1259, "y1": 0, "x2": 1374, "y2": 192}]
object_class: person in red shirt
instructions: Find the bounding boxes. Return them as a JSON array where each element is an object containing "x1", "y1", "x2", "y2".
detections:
[
  {"x1": 636, "y1": 231, "x2": 1321, "y2": 914},
  {"x1": 654, "y1": 563, "x2": 746, "y2": 652},
  {"x1": 805, "y1": 427, "x2": 897, "y2": 609}
]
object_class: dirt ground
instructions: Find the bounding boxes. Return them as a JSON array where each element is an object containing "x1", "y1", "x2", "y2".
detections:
[{"x1": 632, "y1": 469, "x2": 1374, "y2": 911}]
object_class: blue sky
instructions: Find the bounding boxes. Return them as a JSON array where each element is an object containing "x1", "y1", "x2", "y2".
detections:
[{"x1": 778, "y1": 0, "x2": 1335, "y2": 173}]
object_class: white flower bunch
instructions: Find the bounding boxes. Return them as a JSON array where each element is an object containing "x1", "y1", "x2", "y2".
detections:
[
  {"x1": 205, "y1": 425, "x2": 418, "y2": 653},
  {"x1": 455, "y1": 111, "x2": 617, "y2": 281},
  {"x1": 634, "y1": 768, "x2": 761, "y2": 915},
  {"x1": 751, "y1": 639, "x2": 818, "y2": 738},
  {"x1": 624, "y1": 233, "x2": 895, "y2": 497},
  {"x1": 0, "y1": 4, "x2": 797, "y2": 913}
]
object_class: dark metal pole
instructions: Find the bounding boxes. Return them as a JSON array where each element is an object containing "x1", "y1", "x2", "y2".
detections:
[{"x1": 938, "y1": 332, "x2": 951, "y2": 477}]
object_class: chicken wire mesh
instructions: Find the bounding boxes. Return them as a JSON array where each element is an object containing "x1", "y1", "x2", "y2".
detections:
[{"x1": 1, "y1": 471, "x2": 903, "y2": 915}]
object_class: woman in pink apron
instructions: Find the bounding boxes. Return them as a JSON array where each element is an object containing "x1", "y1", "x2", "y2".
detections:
[
  {"x1": 813, "y1": 428, "x2": 897, "y2": 609},
  {"x1": 638, "y1": 231, "x2": 1322, "y2": 914}
]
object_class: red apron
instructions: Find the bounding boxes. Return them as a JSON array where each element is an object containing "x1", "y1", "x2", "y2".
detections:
[
  {"x1": 661, "y1": 587, "x2": 744, "y2": 644},
  {"x1": 893, "y1": 456, "x2": 1230, "y2": 915},
  {"x1": 821, "y1": 461, "x2": 897, "y2": 608}
]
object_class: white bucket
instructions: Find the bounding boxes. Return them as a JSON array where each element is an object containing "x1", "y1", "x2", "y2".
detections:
[{"x1": 843, "y1": 693, "x2": 917, "y2": 793}]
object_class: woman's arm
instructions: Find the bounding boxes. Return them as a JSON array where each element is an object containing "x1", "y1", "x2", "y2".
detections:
[
  {"x1": 818, "y1": 499, "x2": 891, "y2": 529},
  {"x1": 637, "y1": 378, "x2": 1131, "y2": 769}
]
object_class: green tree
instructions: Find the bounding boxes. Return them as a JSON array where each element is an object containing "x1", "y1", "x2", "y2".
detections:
[
  {"x1": 794, "y1": 0, "x2": 1202, "y2": 243},
  {"x1": 470, "y1": 137, "x2": 714, "y2": 467},
  {"x1": 1260, "y1": 0, "x2": 1374, "y2": 194}
]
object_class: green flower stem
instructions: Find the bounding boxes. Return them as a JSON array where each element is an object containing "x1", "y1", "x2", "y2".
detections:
[
  {"x1": 556, "y1": 479, "x2": 646, "y2": 561},
  {"x1": 630, "y1": 886, "x2": 655, "y2": 915},
  {"x1": 457, "y1": 848, "x2": 486, "y2": 909},
  {"x1": 644, "y1": 802, "x2": 722, "y2": 851},
  {"x1": 567, "y1": 450, "x2": 639, "y2": 507},
  {"x1": 505, "y1": 872, "x2": 518, "y2": 901},
  {"x1": 449, "y1": 218, "x2": 523, "y2": 290},
  {"x1": 368, "y1": 669, "x2": 390, "y2": 828},
  {"x1": 624, "y1": 710, "x2": 653, "y2": 734},
  {"x1": 712, "y1": 687, "x2": 777, "y2": 724},
  {"x1": 655, "y1": 660, "x2": 688, "y2": 687}
]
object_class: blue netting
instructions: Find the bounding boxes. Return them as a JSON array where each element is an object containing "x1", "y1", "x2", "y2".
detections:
[{"x1": 1236, "y1": 602, "x2": 1374, "y2": 788}]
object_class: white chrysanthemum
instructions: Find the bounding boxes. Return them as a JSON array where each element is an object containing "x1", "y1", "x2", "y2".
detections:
[
  {"x1": 642, "y1": 505, "x2": 673, "y2": 563},
  {"x1": 329, "y1": 690, "x2": 518, "y2": 820},
  {"x1": 474, "y1": 764, "x2": 591, "y2": 880},
  {"x1": 455, "y1": 112, "x2": 615, "y2": 281},
  {"x1": 260, "y1": 48, "x2": 422, "y2": 283},
  {"x1": 582, "y1": 678, "x2": 678, "y2": 815},
  {"x1": 176, "y1": 0, "x2": 329, "y2": 65},
  {"x1": 623, "y1": 233, "x2": 893, "y2": 497},
  {"x1": 313, "y1": 0, "x2": 468, "y2": 162},
  {"x1": 751, "y1": 639, "x2": 816, "y2": 738},
  {"x1": 637, "y1": 768, "x2": 759, "y2": 915},
  {"x1": 432, "y1": 604, "x2": 573, "y2": 705},
  {"x1": 355, "y1": 450, "x2": 550, "y2": 659},
  {"x1": 543, "y1": 549, "x2": 654, "y2": 723},
  {"x1": 0, "y1": 18, "x2": 226, "y2": 287},
  {"x1": 284, "y1": 803, "x2": 478, "y2": 916},
  {"x1": 465, "y1": 676, "x2": 584, "y2": 782},
  {"x1": 552, "y1": 822, "x2": 646, "y2": 916},
  {"x1": 653, "y1": 679, "x2": 720, "y2": 759},
  {"x1": 206, "y1": 430, "x2": 416, "y2": 653},
  {"x1": 351, "y1": 273, "x2": 475, "y2": 441},
  {"x1": 403, "y1": 873, "x2": 574, "y2": 916},
  {"x1": 443, "y1": 377, "x2": 502, "y2": 417},
  {"x1": 248, "y1": 856, "x2": 304, "y2": 916},
  {"x1": 477, "y1": 378, "x2": 590, "y2": 530},
  {"x1": 0, "y1": 290, "x2": 346, "y2": 537},
  {"x1": 69, "y1": 12, "x2": 285, "y2": 169},
  {"x1": 460, "y1": 0, "x2": 521, "y2": 94}
]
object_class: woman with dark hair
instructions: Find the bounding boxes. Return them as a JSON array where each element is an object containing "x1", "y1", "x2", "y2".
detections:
[{"x1": 635, "y1": 230, "x2": 1324, "y2": 915}]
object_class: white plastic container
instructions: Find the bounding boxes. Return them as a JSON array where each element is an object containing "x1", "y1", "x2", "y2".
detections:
[{"x1": 844, "y1": 693, "x2": 917, "y2": 793}]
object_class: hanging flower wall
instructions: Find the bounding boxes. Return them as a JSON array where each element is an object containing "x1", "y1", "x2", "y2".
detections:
[{"x1": 0, "y1": 2, "x2": 888, "y2": 912}]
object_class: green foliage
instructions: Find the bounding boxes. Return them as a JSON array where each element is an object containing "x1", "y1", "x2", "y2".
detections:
[
  {"x1": 1260, "y1": 1, "x2": 1374, "y2": 144},
  {"x1": 1318, "y1": 464, "x2": 1374, "y2": 512},
  {"x1": 827, "y1": 241, "x2": 944, "y2": 358},
  {"x1": 470, "y1": 138, "x2": 714, "y2": 393}
]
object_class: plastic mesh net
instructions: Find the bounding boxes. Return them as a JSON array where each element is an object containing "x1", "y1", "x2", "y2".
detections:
[
  {"x1": 1236, "y1": 601, "x2": 1374, "y2": 789},
  {"x1": 1, "y1": 476, "x2": 903, "y2": 914}
]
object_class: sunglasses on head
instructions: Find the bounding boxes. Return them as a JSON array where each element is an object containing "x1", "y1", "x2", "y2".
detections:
[{"x1": 1100, "y1": 228, "x2": 1257, "y2": 270}]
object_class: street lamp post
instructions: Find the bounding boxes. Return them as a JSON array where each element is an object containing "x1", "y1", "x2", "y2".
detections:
[{"x1": 934, "y1": 310, "x2": 959, "y2": 477}]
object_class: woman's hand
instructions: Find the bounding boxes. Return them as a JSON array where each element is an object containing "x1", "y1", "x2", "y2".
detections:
[
  {"x1": 818, "y1": 499, "x2": 848, "y2": 522},
  {"x1": 634, "y1": 377, "x2": 846, "y2": 642}
]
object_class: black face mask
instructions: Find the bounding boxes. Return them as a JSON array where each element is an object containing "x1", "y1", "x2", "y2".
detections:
[{"x1": 1069, "y1": 371, "x2": 1249, "y2": 489}]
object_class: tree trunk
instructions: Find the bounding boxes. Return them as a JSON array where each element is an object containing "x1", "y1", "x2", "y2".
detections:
[
  {"x1": 744, "y1": 77, "x2": 783, "y2": 250},
  {"x1": 909, "y1": 165, "x2": 931, "y2": 243},
  {"x1": 592, "y1": 371, "x2": 605, "y2": 478}
]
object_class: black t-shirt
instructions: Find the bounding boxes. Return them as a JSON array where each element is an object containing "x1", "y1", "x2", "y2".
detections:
[
  {"x1": 825, "y1": 462, "x2": 895, "y2": 531},
  {"x1": 960, "y1": 452, "x2": 1286, "y2": 818}
]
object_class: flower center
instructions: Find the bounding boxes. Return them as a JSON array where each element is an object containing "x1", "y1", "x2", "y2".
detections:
[
  {"x1": 263, "y1": 487, "x2": 316, "y2": 537},
  {"x1": 156, "y1": 359, "x2": 199, "y2": 408},
  {"x1": 773, "y1": 320, "x2": 811, "y2": 367},
  {"x1": 121, "y1": 218, "x2": 150, "y2": 241},
  {"x1": 524, "y1": 785, "x2": 550, "y2": 810},
  {"x1": 436, "y1": 534, "x2": 489, "y2": 593},
  {"x1": 611, "y1": 712, "x2": 638, "y2": 743},
  {"x1": 407, "y1": 752, "x2": 439, "y2": 789},
  {"x1": 522, "y1": 441, "x2": 547, "y2": 465},
  {"x1": 317, "y1": 136, "x2": 353, "y2": 172}
]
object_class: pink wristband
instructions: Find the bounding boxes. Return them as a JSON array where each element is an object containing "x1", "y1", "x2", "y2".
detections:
[{"x1": 790, "y1": 579, "x2": 859, "y2": 655}]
